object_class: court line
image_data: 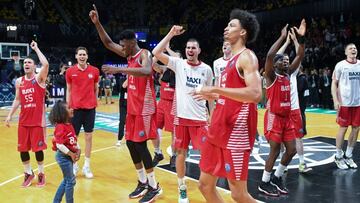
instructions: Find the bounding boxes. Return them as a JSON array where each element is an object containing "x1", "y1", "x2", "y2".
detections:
[{"x1": 0, "y1": 146, "x2": 116, "y2": 187}]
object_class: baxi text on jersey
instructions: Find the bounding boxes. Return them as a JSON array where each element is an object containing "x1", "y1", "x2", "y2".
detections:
[
  {"x1": 348, "y1": 72, "x2": 360, "y2": 80},
  {"x1": 281, "y1": 85, "x2": 290, "y2": 91},
  {"x1": 186, "y1": 76, "x2": 201, "y2": 88},
  {"x1": 22, "y1": 88, "x2": 35, "y2": 95}
]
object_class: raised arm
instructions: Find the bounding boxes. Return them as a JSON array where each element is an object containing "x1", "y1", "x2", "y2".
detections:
[
  {"x1": 5, "y1": 79, "x2": 21, "y2": 127},
  {"x1": 31, "y1": 41, "x2": 49, "y2": 85},
  {"x1": 152, "y1": 25, "x2": 185, "y2": 66},
  {"x1": 103, "y1": 50, "x2": 152, "y2": 77},
  {"x1": 264, "y1": 24, "x2": 288, "y2": 84},
  {"x1": 276, "y1": 32, "x2": 291, "y2": 55},
  {"x1": 288, "y1": 19, "x2": 306, "y2": 74},
  {"x1": 89, "y1": 4, "x2": 126, "y2": 57}
]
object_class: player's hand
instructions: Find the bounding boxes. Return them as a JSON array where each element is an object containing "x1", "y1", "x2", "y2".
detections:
[
  {"x1": 289, "y1": 28, "x2": 298, "y2": 42},
  {"x1": 293, "y1": 19, "x2": 306, "y2": 36},
  {"x1": 5, "y1": 115, "x2": 11, "y2": 127},
  {"x1": 75, "y1": 149, "x2": 81, "y2": 161},
  {"x1": 285, "y1": 32, "x2": 291, "y2": 44},
  {"x1": 30, "y1": 40, "x2": 38, "y2": 50},
  {"x1": 102, "y1": 65, "x2": 119, "y2": 74},
  {"x1": 334, "y1": 100, "x2": 340, "y2": 111},
  {"x1": 191, "y1": 86, "x2": 219, "y2": 101},
  {"x1": 68, "y1": 151, "x2": 77, "y2": 162},
  {"x1": 281, "y1": 24, "x2": 288, "y2": 39},
  {"x1": 169, "y1": 25, "x2": 185, "y2": 37},
  {"x1": 122, "y1": 79, "x2": 128, "y2": 88},
  {"x1": 89, "y1": 4, "x2": 99, "y2": 24}
]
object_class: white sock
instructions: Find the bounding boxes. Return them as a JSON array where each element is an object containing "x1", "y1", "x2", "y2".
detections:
[
  {"x1": 84, "y1": 157, "x2": 90, "y2": 168},
  {"x1": 345, "y1": 146, "x2": 354, "y2": 158},
  {"x1": 147, "y1": 171, "x2": 157, "y2": 189},
  {"x1": 336, "y1": 148, "x2": 344, "y2": 159},
  {"x1": 274, "y1": 164, "x2": 286, "y2": 178},
  {"x1": 24, "y1": 163, "x2": 32, "y2": 174},
  {"x1": 261, "y1": 170, "x2": 271, "y2": 182},
  {"x1": 136, "y1": 168, "x2": 147, "y2": 184},
  {"x1": 154, "y1": 148, "x2": 162, "y2": 154},
  {"x1": 38, "y1": 163, "x2": 44, "y2": 174},
  {"x1": 299, "y1": 155, "x2": 305, "y2": 164},
  {"x1": 177, "y1": 177, "x2": 185, "y2": 187}
]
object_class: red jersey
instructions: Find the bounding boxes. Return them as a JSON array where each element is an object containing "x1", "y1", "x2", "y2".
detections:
[
  {"x1": 66, "y1": 64, "x2": 99, "y2": 109},
  {"x1": 127, "y1": 49, "x2": 156, "y2": 115},
  {"x1": 208, "y1": 50, "x2": 257, "y2": 150},
  {"x1": 160, "y1": 81, "x2": 175, "y2": 100},
  {"x1": 266, "y1": 74, "x2": 291, "y2": 116},
  {"x1": 18, "y1": 76, "x2": 46, "y2": 127},
  {"x1": 52, "y1": 123, "x2": 78, "y2": 153}
]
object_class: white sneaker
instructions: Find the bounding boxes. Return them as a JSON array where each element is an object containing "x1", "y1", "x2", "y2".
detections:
[
  {"x1": 334, "y1": 156, "x2": 349, "y2": 169},
  {"x1": 82, "y1": 167, "x2": 94, "y2": 178},
  {"x1": 344, "y1": 156, "x2": 358, "y2": 169},
  {"x1": 73, "y1": 163, "x2": 79, "y2": 176},
  {"x1": 115, "y1": 140, "x2": 122, "y2": 147},
  {"x1": 299, "y1": 163, "x2": 313, "y2": 173},
  {"x1": 178, "y1": 184, "x2": 189, "y2": 203}
]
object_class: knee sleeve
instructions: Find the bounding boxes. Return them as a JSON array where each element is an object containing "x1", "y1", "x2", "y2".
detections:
[
  {"x1": 126, "y1": 140, "x2": 142, "y2": 164},
  {"x1": 35, "y1": 151, "x2": 44, "y2": 162},
  {"x1": 20, "y1": 152, "x2": 30, "y2": 162},
  {"x1": 135, "y1": 141, "x2": 153, "y2": 170}
]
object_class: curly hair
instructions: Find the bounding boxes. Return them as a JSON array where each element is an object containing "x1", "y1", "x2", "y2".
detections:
[
  {"x1": 48, "y1": 100, "x2": 69, "y2": 125},
  {"x1": 230, "y1": 9, "x2": 260, "y2": 44}
]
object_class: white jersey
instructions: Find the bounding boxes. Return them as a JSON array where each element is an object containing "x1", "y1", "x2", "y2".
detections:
[
  {"x1": 168, "y1": 56, "x2": 213, "y2": 121},
  {"x1": 213, "y1": 57, "x2": 230, "y2": 78},
  {"x1": 333, "y1": 59, "x2": 360, "y2": 106},
  {"x1": 290, "y1": 68, "x2": 300, "y2": 110}
]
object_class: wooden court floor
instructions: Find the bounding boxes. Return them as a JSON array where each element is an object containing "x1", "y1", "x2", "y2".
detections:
[{"x1": 0, "y1": 100, "x2": 356, "y2": 203}]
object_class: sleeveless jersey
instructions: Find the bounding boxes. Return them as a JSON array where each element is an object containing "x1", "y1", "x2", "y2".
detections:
[
  {"x1": 19, "y1": 76, "x2": 46, "y2": 127},
  {"x1": 208, "y1": 49, "x2": 257, "y2": 150},
  {"x1": 160, "y1": 81, "x2": 175, "y2": 100},
  {"x1": 266, "y1": 73, "x2": 291, "y2": 116},
  {"x1": 127, "y1": 49, "x2": 156, "y2": 115}
]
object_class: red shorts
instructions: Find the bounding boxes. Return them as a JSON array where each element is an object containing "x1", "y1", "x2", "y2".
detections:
[
  {"x1": 126, "y1": 114, "x2": 157, "y2": 142},
  {"x1": 290, "y1": 109, "x2": 303, "y2": 138},
  {"x1": 199, "y1": 140, "x2": 250, "y2": 181},
  {"x1": 264, "y1": 111, "x2": 295, "y2": 143},
  {"x1": 337, "y1": 106, "x2": 360, "y2": 127},
  {"x1": 174, "y1": 118, "x2": 208, "y2": 150},
  {"x1": 18, "y1": 125, "x2": 47, "y2": 152},
  {"x1": 156, "y1": 99, "x2": 174, "y2": 132}
]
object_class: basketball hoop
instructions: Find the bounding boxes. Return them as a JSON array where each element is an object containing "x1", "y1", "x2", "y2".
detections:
[{"x1": 12, "y1": 55, "x2": 20, "y2": 64}]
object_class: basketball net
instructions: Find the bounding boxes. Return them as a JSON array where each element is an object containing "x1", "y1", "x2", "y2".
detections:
[{"x1": 12, "y1": 55, "x2": 20, "y2": 64}]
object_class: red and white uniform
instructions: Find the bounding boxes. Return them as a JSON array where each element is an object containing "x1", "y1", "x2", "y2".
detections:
[
  {"x1": 264, "y1": 73, "x2": 295, "y2": 143},
  {"x1": 200, "y1": 49, "x2": 257, "y2": 181},
  {"x1": 18, "y1": 76, "x2": 47, "y2": 152},
  {"x1": 290, "y1": 68, "x2": 303, "y2": 138},
  {"x1": 52, "y1": 123, "x2": 78, "y2": 153},
  {"x1": 66, "y1": 64, "x2": 99, "y2": 109},
  {"x1": 167, "y1": 56, "x2": 213, "y2": 150},
  {"x1": 333, "y1": 59, "x2": 360, "y2": 127},
  {"x1": 213, "y1": 57, "x2": 230, "y2": 85},
  {"x1": 157, "y1": 81, "x2": 175, "y2": 132},
  {"x1": 126, "y1": 49, "x2": 157, "y2": 142}
]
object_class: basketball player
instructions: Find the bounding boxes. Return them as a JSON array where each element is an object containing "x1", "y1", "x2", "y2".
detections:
[
  {"x1": 332, "y1": 43, "x2": 360, "y2": 169},
  {"x1": 90, "y1": 5, "x2": 162, "y2": 203},
  {"x1": 66, "y1": 47, "x2": 99, "y2": 179},
  {"x1": 213, "y1": 41, "x2": 232, "y2": 86},
  {"x1": 152, "y1": 26, "x2": 214, "y2": 203},
  {"x1": 276, "y1": 29, "x2": 312, "y2": 173},
  {"x1": 193, "y1": 9, "x2": 261, "y2": 203},
  {"x1": 258, "y1": 20, "x2": 306, "y2": 196},
  {"x1": 5, "y1": 41, "x2": 49, "y2": 187}
]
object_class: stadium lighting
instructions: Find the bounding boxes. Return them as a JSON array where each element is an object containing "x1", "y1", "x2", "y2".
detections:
[{"x1": 7, "y1": 26, "x2": 17, "y2": 31}]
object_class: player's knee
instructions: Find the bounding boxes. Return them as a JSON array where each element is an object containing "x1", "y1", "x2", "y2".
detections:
[
  {"x1": 20, "y1": 152, "x2": 30, "y2": 162},
  {"x1": 198, "y1": 180, "x2": 211, "y2": 194},
  {"x1": 35, "y1": 150, "x2": 44, "y2": 162}
]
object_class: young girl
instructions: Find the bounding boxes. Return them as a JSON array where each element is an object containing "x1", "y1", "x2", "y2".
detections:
[{"x1": 49, "y1": 100, "x2": 80, "y2": 203}]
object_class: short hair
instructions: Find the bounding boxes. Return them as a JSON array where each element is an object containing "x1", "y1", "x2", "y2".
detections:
[
  {"x1": 345, "y1": 43, "x2": 356, "y2": 50},
  {"x1": 24, "y1": 55, "x2": 37, "y2": 64},
  {"x1": 230, "y1": 9, "x2": 260, "y2": 43},
  {"x1": 186, "y1": 38, "x2": 200, "y2": 48},
  {"x1": 119, "y1": 30, "x2": 136, "y2": 41},
  {"x1": 273, "y1": 54, "x2": 284, "y2": 63},
  {"x1": 75, "y1": 46, "x2": 88, "y2": 54},
  {"x1": 48, "y1": 100, "x2": 69, "y2": 125}
]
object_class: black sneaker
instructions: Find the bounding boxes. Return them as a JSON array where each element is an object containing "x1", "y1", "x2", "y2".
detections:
[
  {"x1": 152, "y1": 152, "x2": 164, "y2": 167},
  {"x1": 139, "y1": 183, "x2": 162, "y2": 203},
  {"x1": 170, "y1": 155, "x2": 176, "y2": 168},
  {"x1": 270, "y1": 175, "x2": 288, "y2": 194},
  {"x1": 258, "y1": 181, "x2": 279, "y2": 196},
  {"x1": 129, "y1": 181, "x2": 148, "y2": 199}
]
